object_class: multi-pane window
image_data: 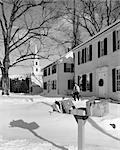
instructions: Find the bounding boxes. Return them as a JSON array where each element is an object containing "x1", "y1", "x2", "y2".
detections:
[
  {"x1": 78, "y1": 73, "x2": 92, "y2": 92},
  {"x1": 117, "y1": 30, "x2": 120, "y2": 50},
  {"x1": 112, "y1": 67, "x2": 120, "y2": 92},
  {"x1": 43, "y1": 69, "x2": 47, "y2": 76},
  {"x1": 64, "y1": 63, "x2": 74, "y2": 72},
  {"x1": 113, "y1": 30, "x2": 120, "y2": 51},
  {"x1": 98, "y1": 38, "x2": 107, "y2": 58},
  {"x1": 43, "y1": 82, "x2": 47, "y2": 90},
  {"x1": 78, "y1": 75, "x2": 82, "y2": 90},
  {"x1": 51, "y1": 80, "x2": 57, "y2": 90},
  {"x1": 116, "y1": 69, "x2": 120, "y2": 91},
  {"x1": 78, "y1": 44, "x2": 92, "y2": 65},
  {"x1": 68, "y1": 80, "x2": 74, "y2": 90},
  {"x1": 52, "y1": 64, "x2": 56, "y2": 74},
  {"x1": 113, "y1": 30, "x2": 120, "y2": 52}
]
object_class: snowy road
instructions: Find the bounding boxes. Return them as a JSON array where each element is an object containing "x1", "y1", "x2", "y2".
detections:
[{"x1": 0, "y1": 95, "x2": 120, "y2": 150}]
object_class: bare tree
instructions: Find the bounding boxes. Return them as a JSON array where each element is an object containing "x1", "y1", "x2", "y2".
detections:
[
  {"x1": 57, "y1": 0, "x2": 120, "y2": 38},
  {"x1": 76, "y1": 0, "x2": 120, "y2": 36},
  {"x1": 47, "y1": 0, "x2": 82, "y2": 54},
  {"x1": 0, "y1": 0, "x2": 59, "y2": 95}
]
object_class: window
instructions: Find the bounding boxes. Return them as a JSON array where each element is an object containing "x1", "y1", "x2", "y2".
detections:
[
  {"x1": 68, "y1": 80, "x2": 74, "y2": 90},
  {"x1": 36, "y1": 62, "x2": 38, "y2": 65},
  {"x1": 43, "y1": 82, "x2": 47, "y2": 90},
  {"x1": 78, "y1": 73, "x2": 92, "y2": 92},
  {"x1": 51, "y1": 80, "x2": 57, "y2": 90},
  {"x1": 64, "y1": 63, "x2": 74, "y2": 72},
  {"x1": 113, "y1": 67, "x2": 120, "y2": 92},
  {"x1": 78, "y1": 44, "x2": 92, "y2": 65},
  {"x1": 113, "y1": 30, "x2": 120, "y2": 52},
  {"x1": 116, "y1": 69, "x2": 120, "y2": 91},
  {"x1": 36, "y1": 68, "x2": 38, "y2": 72},
  {"x1": 43, "y1": 69, "x2": 47, "y2": 76},
  {"x1": 48, "y1": 67, "x2": 50, "y2": 75},
  {"x1": 98, "y1": 38, "x2": 107, "y2": 58},
  {"x1": 78, "y1": 75, "x2": 82, "y2": 90},
  {"x1": 52, "y1": 64, "x2": 56, "y2": 74}
]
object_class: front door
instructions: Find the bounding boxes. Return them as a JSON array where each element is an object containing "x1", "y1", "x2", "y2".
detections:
[{"x1": 96, "y1": 67, "x2": 108, "y2": 98}]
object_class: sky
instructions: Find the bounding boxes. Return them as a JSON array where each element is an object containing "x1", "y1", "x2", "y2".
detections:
[{"x1": 0, "y1": 1, "x2": 90, "y2": 78}]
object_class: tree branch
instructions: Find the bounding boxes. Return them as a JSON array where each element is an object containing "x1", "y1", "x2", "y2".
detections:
[{"x1": 0, "y1": 2, "x2": 8, "y2": 30}]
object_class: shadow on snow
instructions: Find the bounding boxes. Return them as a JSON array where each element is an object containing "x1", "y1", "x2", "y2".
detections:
[{"x1": 9, "y1": 119, "x2": 68, "y2": 150}]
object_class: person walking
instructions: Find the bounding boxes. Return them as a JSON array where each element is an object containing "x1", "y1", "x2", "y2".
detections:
[{"x1": 73, "y1": 83, "x2": 80, "y2": 101}]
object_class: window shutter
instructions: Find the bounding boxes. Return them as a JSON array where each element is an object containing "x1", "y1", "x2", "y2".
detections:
[
  {"x1": 89, "y1": 45, "x2": 92, "y2": 61},
  {"x1": 68, "y1": 80, "x2": 70, "y2": 90},
  {"x1": 71, "y1": 64, "x2": 74, "y2": 72},
  {"x1": 112, "y1": 68, "x2": 116, "y2": 92},
  {"x1": 82, "y1": 49, "x2": 84, "y2": 63},
  {"x1": 90, "y1": 73, "x2": 93, "y2": 92},
  {"x1": 98, "y1": 41, "x2": 100, "y2": 58},
  {"x1": 82, "y1": 74, "x2": 86, "y2": 91},
  {"x1": 84, "y1": 48, "x2": 86, "y2": 63},
  {"x1": 113, "y1": 31, "x2": 116, "y2": 52},
  {"x1": 78, "y1": 51, "x2": 79, "y2": 65},
  {"x1": 64, "y1": 63, "x2": 66, "y2": 72},
  {"x1": 104, "y1": 38, "x2": 107, "y2": 55},
  {"x1": 78, "y1": 76, "x2": 80, "y2": 86}
]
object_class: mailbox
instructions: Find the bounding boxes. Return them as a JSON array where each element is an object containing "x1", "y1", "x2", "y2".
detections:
[{"x1": 86, "y1": 100, "x2": 109, "y2": 117}]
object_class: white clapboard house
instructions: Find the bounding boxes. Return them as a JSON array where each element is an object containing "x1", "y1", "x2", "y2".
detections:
[
  {"x1": 74, "y1": 19, "x2": 120, "y2": 100},
  {"x1": 42, "y1": 51, "x2": 74, "y2": 97}
]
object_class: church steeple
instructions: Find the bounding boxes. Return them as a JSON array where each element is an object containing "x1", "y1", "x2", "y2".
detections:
[{"x1": 33, "y1": 45, "x2": 42, "y2": 76}]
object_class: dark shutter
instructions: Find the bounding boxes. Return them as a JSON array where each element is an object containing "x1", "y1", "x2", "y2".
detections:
[
  {"x1": 64, "y1": 63, "x2": 66, "y2": 72},
  {"x1": 82, "y1": 74, "x2": 86, "y2": 91},
  {"x1": 78, "y1": 51, "x2": 79, "y2": 65},
  {"x1": 112, "y1": 68, "x2": 116, "y2": 92},
  {"x1": 89, "y1": 45, "x2": 92, "y2": 61},
  {"x1": 78, "y1": 76, "x2": 80, "y2": 86},
  {"x1": 84, "y1": 48, "x2": 86, "y2": 63},
  {"x1": 90, "y1": 73, "x2": 93, "y2": 92},
  {"x1": 82, "y1": 49, "x2": 84, "y2": 63},
  {"x1": 113, "y1": 31, "x2": 116, "y2": 52},
  {"x1": 68, "y1": 80, "x2": 70, "y2": 90},
  {"x1": 104, "y1": 38, "x2": 107, "y2": 55},
  {"x1": 71, "y1": 64, "x2": 74, "y2": 72},
  {"x1": 98, "y1": 41, "x2": 100, "y2": 58}
]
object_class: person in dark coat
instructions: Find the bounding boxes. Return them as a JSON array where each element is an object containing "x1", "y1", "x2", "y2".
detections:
[{"x1": 72, "y1": 83, "x2": 80, "y2": 101}]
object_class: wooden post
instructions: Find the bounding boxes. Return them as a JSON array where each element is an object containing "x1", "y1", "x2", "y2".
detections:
[{"x1": 78, "y1": 118, "x2": 86, "y2": 150}]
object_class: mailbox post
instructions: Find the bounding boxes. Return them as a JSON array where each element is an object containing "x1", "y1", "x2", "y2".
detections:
[
  {"x1": 71, "y1": 108, "x2": 88, "y2": 150},
  {"x1": 70, "y1": 99, "x2": 109, "y2": 150}
]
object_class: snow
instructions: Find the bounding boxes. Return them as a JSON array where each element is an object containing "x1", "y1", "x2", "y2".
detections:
[{"x1": 0, "y1": 93, "x2": 120, "y2": 150}]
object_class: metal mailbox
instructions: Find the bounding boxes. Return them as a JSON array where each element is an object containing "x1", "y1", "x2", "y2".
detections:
[{"x1": 86, "y1": 100, "x2": 109, "y2": 117}]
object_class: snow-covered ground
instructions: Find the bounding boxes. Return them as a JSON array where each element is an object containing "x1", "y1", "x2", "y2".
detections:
[{"x1": 0, "y1": 93, "x2": 120, "y2": 150}]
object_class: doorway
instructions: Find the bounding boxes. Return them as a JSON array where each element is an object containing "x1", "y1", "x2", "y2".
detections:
[{"x1": 96, "y1": 67, "x2": 108, "y2": 98}]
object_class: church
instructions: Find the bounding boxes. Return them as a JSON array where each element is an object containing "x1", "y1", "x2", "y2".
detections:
[{"x1": 29, "y1": 45, "x2": 43, "y2": 95}]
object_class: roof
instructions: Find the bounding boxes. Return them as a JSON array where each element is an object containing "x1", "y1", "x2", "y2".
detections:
[
  {"x1": 72, "y1": 19, "x2": 120, "y2": 52},
  {"x1": 42, "y1": 19, "x2": 120, "y2": 70},
  {"x1": 41, "y1": 50, "x2": 73, "y2": 70}
]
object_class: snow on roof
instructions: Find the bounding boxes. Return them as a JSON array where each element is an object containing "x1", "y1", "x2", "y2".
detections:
[
  {"x1": 42, "y1": 50, "x2": 73, "y2": 70},
  {"x1": 31, "y1": 75, "x2": 42, "y2": 87}
]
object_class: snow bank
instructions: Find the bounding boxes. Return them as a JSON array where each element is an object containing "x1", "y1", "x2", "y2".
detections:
[{"x1": 0, "y1": 94, "x2": 120, "y2": 150}]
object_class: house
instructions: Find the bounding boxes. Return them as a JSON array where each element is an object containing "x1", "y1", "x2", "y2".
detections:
[
  {"x1": 74, "y1": 19, "x2": 120, "y2": 100},
  {"x1": 42, "y1": 51, "x2": 74, "y2": 97}
]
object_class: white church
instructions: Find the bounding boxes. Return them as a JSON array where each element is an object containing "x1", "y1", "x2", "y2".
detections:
[{"x1": 29, "y1": 45, "x2": 43, "y2": 95}]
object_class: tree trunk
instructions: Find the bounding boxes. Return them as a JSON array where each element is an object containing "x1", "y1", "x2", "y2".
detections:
[{"x1": 1, "y1": 67, "x2": 10, "y2": 95}]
